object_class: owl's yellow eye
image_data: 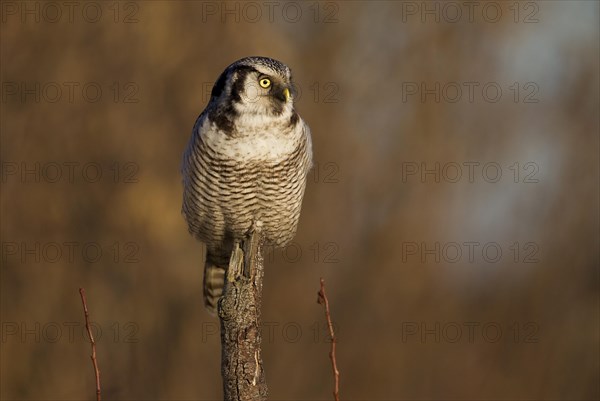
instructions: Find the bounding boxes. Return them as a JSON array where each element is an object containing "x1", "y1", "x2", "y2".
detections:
[{"x1": 259, "y1": 78, "x2": 271, "y2": 88}]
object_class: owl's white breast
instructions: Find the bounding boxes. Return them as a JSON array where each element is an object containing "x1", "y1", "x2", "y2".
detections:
[{"x1": 202, "y1": 117, "x2": 301, "y2": 162}]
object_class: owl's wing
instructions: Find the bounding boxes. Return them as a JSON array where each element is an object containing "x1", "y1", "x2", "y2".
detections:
[{"x1": 301, "y1": 119, "x2": 314, "y2": 170}]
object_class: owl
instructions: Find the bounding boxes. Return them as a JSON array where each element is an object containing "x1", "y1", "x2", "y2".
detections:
[{"x1": 181, "y1": 56, "x2": 313, "y2": 313}]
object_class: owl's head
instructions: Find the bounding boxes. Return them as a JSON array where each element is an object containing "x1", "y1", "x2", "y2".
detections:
[{"x1": 209, "y1": 57, "x2": 296, "y2": 121}]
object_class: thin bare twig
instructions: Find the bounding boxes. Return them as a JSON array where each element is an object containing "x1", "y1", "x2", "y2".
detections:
[
  {"x1": 79, "y1": 288, "x2": 101, "y2": 401},
  {"x1": 317, "y1": 277, "x2": 340, "y2": 401}
]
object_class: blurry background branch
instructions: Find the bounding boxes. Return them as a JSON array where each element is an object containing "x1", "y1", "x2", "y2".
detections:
[
  {"x1": 79, "y1": 288, "x2": 101, "y2": 401},
  {"x1": 218, "y1": 229, "x2": 268, "y2": 400},
  {"x1": 318, "y1": 278, "x2": 340, "y2": 401}
]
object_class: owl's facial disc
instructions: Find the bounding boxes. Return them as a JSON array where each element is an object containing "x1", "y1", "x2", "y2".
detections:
[{"x1": 233, "y1": 69, "x2": 292, "y2": 116}]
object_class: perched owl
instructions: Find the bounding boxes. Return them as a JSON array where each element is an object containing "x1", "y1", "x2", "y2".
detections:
[{"x1": 181, "y1": 57, "x2": 313, "y2": 313}]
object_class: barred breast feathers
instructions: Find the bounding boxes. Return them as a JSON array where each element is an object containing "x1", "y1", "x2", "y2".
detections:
[{"x1": 181, "y1": 111, "x2": 312, "y2": 242}]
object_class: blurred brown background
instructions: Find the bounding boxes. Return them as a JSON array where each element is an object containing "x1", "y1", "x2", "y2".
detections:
[{"x1": 1, "y1": 1, "x2": 598, "y2": 400}]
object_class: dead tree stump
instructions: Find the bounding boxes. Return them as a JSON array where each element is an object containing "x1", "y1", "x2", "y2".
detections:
[{"x1": 218, "y1": 228, "x2": 268, "y2": 400}]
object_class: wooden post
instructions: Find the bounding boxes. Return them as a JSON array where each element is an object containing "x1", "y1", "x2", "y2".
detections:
[{"x1": 218, "y1": 228, "x2": 268, "y2": 400}]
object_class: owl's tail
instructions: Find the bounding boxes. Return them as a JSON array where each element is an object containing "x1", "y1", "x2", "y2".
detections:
[{"x1": 203, "y1": 256, "x2": 227, "y2": 315}]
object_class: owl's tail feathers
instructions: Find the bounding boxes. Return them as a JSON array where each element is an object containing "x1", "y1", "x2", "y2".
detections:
[{"x1": 203, "y1": 262, "x2": 226, "y2": 315}]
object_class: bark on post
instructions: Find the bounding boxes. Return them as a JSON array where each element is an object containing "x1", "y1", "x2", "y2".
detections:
[{"x1": 218, "y1": 228, "x2": 268, "y2": 400}]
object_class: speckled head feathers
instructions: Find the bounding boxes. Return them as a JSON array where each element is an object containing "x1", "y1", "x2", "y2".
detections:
[
  {"x1": 206, "y1": 56, "x2": 298, "y2": 132},
  {"x1": 229, "y1": 56, "x2": 291, "y2": 78},
  {"x1": 210, "y1": 56, "x2": 293, "y2": 101}
]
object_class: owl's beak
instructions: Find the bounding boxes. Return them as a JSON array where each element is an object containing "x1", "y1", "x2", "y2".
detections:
[{"x1": 283, "y1": 88, "x2": 291, "y2": 102}]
